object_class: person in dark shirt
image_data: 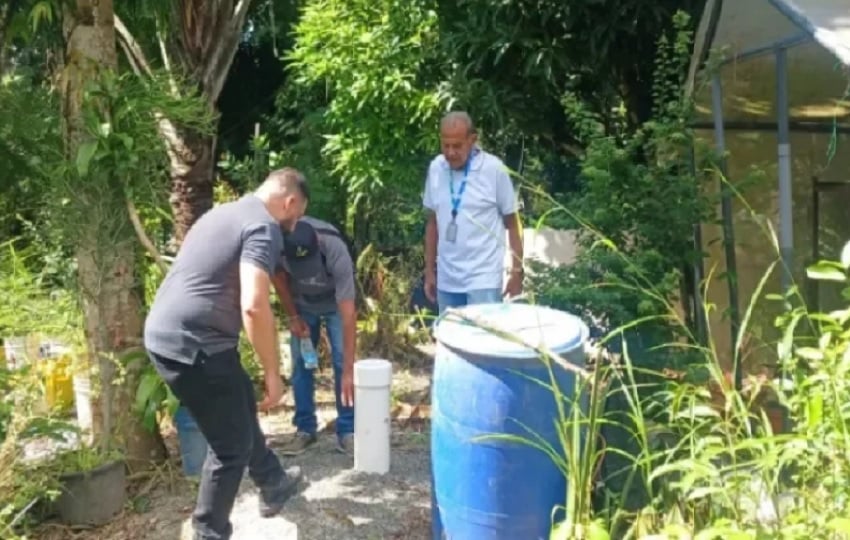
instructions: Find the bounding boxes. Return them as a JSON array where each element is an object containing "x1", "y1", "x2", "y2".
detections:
[
  {"x1": 144, "y1": 168, "x2": 308, "y2": 540},
  {"x1": 271, "y1": 217, "x2": 357, "y2": 455}
]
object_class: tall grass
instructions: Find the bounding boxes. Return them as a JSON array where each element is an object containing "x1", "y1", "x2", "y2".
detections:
[
  {"x1": 458, "y1": 184, "x2": 850, "y2": 539},
  {"x1": 0, "y1": 239, "x2": 87, "y2": 537}
]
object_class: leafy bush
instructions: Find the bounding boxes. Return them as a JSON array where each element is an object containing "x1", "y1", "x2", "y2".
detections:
[
  {"x1": 0, "y1": 367, "x2": 76, "y2": 538},
  {"x1": 287, "y1": 0, "x2": 448, "y2": 249},
  {"x1": 527, "y1": 12, "x2": 711, "y2": 372}
]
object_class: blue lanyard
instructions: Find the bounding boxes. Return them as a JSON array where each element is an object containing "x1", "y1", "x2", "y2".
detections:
[{"x1": 449, "y1": 156, "x2": 471, "y2": 220}]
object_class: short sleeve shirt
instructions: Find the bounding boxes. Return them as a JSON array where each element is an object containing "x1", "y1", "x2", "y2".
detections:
[
  {"x1": 144, "y1": 195, "x2": 282, "y2": 364},
  {"x1": 422, "y1": 148, "x2": 517, "y2": 292}
]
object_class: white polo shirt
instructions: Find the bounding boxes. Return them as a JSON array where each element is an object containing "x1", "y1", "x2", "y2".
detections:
[{"x1": 422, "y1": 147, "x2": 517, "y2": 293}]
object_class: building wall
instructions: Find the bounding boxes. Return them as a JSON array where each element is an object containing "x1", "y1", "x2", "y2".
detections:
[{"x1": 507, "y1": 227, "x2": 580, "y2": 271}]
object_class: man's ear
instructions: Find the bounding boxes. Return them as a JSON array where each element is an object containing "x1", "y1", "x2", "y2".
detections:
[{"x1": 469, "y1": 132, "x2": 478, "y2": 145}]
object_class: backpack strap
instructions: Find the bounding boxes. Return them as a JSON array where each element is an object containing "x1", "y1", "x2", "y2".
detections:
[{"x1": 312, "y1": 226, "x2": 345, "y2": 270}]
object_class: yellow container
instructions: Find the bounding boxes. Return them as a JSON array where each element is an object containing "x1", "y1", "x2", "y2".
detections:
[{"x1": 42, "y1": 355, "x2": 74, "y2": 411}]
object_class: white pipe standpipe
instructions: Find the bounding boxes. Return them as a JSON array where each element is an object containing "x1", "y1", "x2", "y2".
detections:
[{"x1": 353, "y1": 359, "x2": 393, "y2": 474}]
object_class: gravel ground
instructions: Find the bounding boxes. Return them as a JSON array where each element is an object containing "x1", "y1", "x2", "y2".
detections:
[{"x1": 33, "y1": 362, "x2": 434, "y2": 540}]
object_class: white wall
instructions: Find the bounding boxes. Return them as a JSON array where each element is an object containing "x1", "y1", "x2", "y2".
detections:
[{"x1": 505, "y1": 227, "x2": 580, "y2": 272}]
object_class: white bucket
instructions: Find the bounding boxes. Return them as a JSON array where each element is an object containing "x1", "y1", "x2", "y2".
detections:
[
  {"x1": 3, "y1": 336, "x2": 27, "y2": 369},
  {"x1": 72, "y1": 375, "x2": 93, "y2": 431},
  {"x1": 353, "y1": 359, "x2": 393, "y2": 474}
]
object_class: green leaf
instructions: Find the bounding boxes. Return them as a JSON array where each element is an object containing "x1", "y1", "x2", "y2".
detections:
[
  {"x1": 135, "y1": 370, "x2": 163, "y2": 414},
  {"x1": 828, "y1": 517, "x2": 850, "y2": 534},
  {"x1": 29, "y1": 1, "x2": 54, "y2": 33},
  {"x1": 75, "y1": 140, "x2": 98, "y2": 177},
  {"x1": 550, "y1": 521, "x2": 571, "y2": 540},
  {"x1": 142, "y1": 395, "x2": 159, "y2": 432},
  {"x1": 796, "y1": 347, "x2": 824, "y2": 361},
  {"x1": 807, "y1": 393, "x2": 823, "y2": 429},
  {"x1": 550, "y1": 520, "x2": 609, "y2": 540},
  {"x1": 806, "y1": 261, "x2": 846, "y2": 282},
  {"x1": 586, "y1": 520, "x2": 610, "y2": 540}
]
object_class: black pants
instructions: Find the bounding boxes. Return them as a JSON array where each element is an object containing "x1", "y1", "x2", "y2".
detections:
[{"x1": 149, "y1": 348, "x2": 285, "y2": 540}]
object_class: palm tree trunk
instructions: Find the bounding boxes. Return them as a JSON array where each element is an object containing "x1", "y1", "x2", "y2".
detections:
[
  {"x1": 166, "y1": 126, "x2": 217, "y2": 243},
  {"x1": 114, "y1": 1, "x2": 254, "y2": 243}
]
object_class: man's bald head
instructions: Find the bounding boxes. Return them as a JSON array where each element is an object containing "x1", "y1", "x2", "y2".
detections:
[
  {"x1": 255, "y1": 167, "x2": 308, "y2": 230},
  {"x1": 258, "y1": 167, "x2": 309, "y2": 201},
  {"x1": 440, "y1": 111, "x2": 476, "y2": 137},
  {"x1": 440, "y1": 111, "x2": 478, "y2": 170}
]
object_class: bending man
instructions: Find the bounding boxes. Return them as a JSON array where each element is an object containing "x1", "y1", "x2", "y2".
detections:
[{"x1": 272, "y1": 216, "x2": 356, "y2": 456}]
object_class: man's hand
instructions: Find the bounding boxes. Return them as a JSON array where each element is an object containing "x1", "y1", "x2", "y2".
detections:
[
  {"x1": 424, "y1": 269, "x2": 437, "y2": 303},
  {"x1": 258, "y1": 374, "x2": 284, "y2": 412},
  {"x1": 289, "y1": 316, "x2": 309, "y2": 339},
  {"x1": 504, "y1": 270, "x2": 523, "y2": 298},
  {"x1": 341, "y1": 365, "x2": 354, "y2": 407}
]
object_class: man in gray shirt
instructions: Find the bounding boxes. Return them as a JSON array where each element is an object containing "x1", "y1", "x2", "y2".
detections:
[
  {"x1": 144, "y1": 168, "x2": 308, "y2": 540},
  {"x1": 271, "y1": 217, "x2": 357, "y2": 456}
]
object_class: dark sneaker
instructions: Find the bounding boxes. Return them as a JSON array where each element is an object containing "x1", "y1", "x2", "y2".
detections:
[
  {"x1": 336, "y1": 434, "x2": 354, "y2": 455},
  {"x1": 259, "y1": 466, "x2": 303, "y2": 518},
  {"x1": 279, "y1": 432, "x2": 317, "y2": 456}
]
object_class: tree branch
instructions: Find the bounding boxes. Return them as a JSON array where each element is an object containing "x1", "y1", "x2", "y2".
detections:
[
  {"x1": 127, "y1": 198, "x2": 169, "y2": 274},
  {"x1": 200, "y1": 0, "x2": 253, "y2": 103},
  {"x1": 156, "y1": 25, "x2": 179, "y2": 96},
  {"x1": 114, "y1": 14, "x2": 152, "y2": 77},
  {"x1": 234, "y1": 0, "x2": 251, "y2": 23}
]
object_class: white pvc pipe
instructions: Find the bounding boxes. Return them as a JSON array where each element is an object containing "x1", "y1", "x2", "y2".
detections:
[{"x1": 353, "y1": 359, "x2": 393, "y2": 474}]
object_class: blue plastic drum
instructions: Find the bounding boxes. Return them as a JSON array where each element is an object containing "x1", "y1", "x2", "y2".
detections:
[{"x1": 431, "y1": 303, "x2": 588, "y2": 539}]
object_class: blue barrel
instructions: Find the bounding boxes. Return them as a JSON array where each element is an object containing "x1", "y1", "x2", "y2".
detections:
[
  {"x1": 431, "y1": 303, "x2": 588, "y2": 540},
  {"x1": 174, "y1": 406, "x2": 209, "y2": 477}
]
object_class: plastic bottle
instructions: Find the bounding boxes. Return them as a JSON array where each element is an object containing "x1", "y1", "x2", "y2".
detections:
[{"x1": 300, "y1": 337, "x2": 318, "y2": 370}]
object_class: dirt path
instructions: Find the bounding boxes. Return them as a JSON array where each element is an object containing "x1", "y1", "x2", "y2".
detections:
[{"x1": 33, "y1": 363, "x2": 434, "y2": 540}]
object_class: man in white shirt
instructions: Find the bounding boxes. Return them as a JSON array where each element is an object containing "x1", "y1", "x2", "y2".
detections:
[{"x1": 422, "y1": 111, "x2": 523, "y2": 314}]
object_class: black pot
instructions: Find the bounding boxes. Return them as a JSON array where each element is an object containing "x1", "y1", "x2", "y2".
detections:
[{"x1": 55, "y1": 460, "x2": 126, "y2": 526}]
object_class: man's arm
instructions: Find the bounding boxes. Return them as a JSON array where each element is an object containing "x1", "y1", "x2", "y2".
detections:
[
  {"x1": 496, "y1": 165, "x2": 524, "y2": 295},
  {"x1": 337, "y1": 297, "x2": 357, "y2": 372},
  {"x1": 240, "y1": 263, "x2": 280, "y2": 379},
  {"x1": 504, "y1": 213, "x2": 523, "y2": 273},
  {"x1": 239, "y1": 223, "x2": 283, "y2": 407},
  {"x1": 423, "y1": 165, "x2": 439, "y2": 301},
  {"x1": 271, "y1": 271, "x2": 299, "y2": 319},
  {"x1": 324, "y1": 238, "x2": 357, "y2": 370},
  {"x1": 425, "y1": 211, "x2": 438, "y2": 277}
]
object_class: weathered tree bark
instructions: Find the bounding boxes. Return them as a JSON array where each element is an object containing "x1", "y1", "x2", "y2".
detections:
[
  {"x1": 115, "y1": 2, "x2": 252, "y2": 242},
  {"x1": 166, "y1": 125, "x2": 217, "y2": 244},
  {"x1": 62, "y1": 0, "x2": 166, "y2": 468},
  {"x1": 165, "y1": 1, "x2": 253, "y2": 242}
]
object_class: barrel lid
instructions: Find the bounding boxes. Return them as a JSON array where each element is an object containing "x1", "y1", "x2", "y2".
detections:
[{"x1": 434, "y1": 303, "x2": 588, "y2": 359}]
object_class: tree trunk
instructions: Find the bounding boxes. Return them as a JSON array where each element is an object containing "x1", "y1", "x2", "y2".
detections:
[
  {"x1": 166, "y1": 0, "x2": 253, "y2": 242},
  {"x1": 76, "y1": 239, "x2": 167, "y2": 468},
  {"x1": 114, "y1": 2, "x2": 253, "y2": 243},
  {"x1": 166, "y1": 126, "x2": 217, "y2": 243},
  {"x1": 62, "y1": 0, "x2": 166, "y2": 468}
]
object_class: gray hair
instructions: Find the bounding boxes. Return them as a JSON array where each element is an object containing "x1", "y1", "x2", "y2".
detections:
[
  {"x1": 441, "y1": 111, "x2": 476, "y2": 135},
  {"x1": 259, "y1": 167, "x2": 309, "y2": 200}
]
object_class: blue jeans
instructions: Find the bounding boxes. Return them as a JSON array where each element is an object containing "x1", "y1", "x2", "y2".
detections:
[
  {"x1": 437, "y1": 288, "x2": 503, "y2": 315},
  {"x1": 289, "y1": 310, "x2": 354, "y2": 438}
]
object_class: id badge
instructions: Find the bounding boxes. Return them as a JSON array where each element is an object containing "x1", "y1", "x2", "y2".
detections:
[{"x1": 445, "y1": 221, "x2": 458, "y2": 243}]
